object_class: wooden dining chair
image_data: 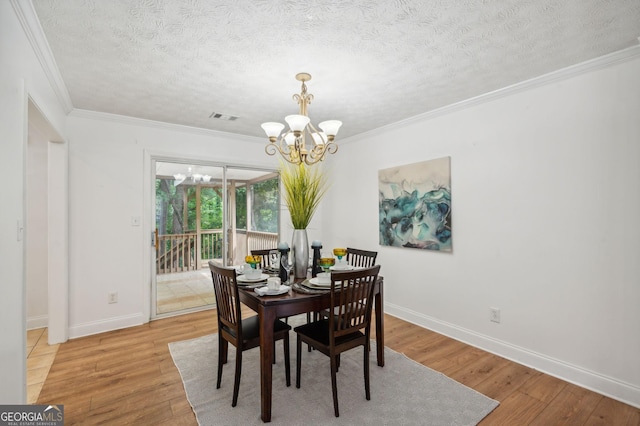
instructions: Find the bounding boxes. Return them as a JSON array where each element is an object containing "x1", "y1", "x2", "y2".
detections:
[
  {"x1": 294, "y1": 265, "x2": 381, "y2": 417},
  {"x1": 208, "y1": 261, "x2": 291, "y2": 407},
  {"x1": 346, "y1": 247, "x2": 377, "y2": 268},
  {"x1": 316, "y1": 247, "x2": 378, "y2": 322}
]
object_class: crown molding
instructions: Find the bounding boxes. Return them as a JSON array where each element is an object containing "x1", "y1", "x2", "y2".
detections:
[
  {"x1": 11, "y1": 0, "x2": 74, "y2": 114},
  {"x1": 69, "y1": 109, "x2": 264, "y2": 143},
  {"x1": 344, "y1": 43, "x2": 640, "y2": 145}
]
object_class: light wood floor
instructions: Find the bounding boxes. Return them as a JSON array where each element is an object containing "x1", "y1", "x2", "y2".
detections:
[
  {"x1": 37, "y1": 310, "x2": 639, "y2": 425},
  {"x1": 27, "y1": 328, "x2": 59, "y2": 403}
]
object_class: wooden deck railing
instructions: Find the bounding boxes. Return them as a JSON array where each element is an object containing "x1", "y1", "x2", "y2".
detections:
[
  {"x1": 156, "y1": 229, "x2": 278, "y2": 274},
  {"x1": 247, "y1": 230, "x2": 280, "y2": 252},
  {"x1": 156, "y1": 233, "x2": 196, "y2": 274},
  {"x1": 200, "y1": 229, "x2": 224, "y2": 263}
]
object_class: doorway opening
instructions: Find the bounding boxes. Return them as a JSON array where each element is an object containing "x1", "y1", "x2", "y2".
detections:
[
  {"x1": 153, "y1": 161, "x2": 279, "y2": 316},
  {"x1": 25, "y1": 98, "x2": 67, "y2": 403}
]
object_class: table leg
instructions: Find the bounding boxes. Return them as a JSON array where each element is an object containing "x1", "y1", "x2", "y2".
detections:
[
  {"x1": 259, "y1": 305, "x2": 276, "y2": 422},
  {"x1": 375, "y1": 282, "x2": 385, "y2": 367}
]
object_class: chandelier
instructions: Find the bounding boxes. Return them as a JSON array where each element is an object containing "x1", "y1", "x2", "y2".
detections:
[
  {"x1": 261, "y1": 73, "x2": 342, "y2": 166},
  {"x1": 173, "y1": 167, "x2": 211, "y2": 186}
]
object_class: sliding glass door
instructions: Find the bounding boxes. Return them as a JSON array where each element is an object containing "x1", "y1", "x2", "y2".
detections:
[{"x1": 152, "y1": 160, "x2": 279, "y2": 317}]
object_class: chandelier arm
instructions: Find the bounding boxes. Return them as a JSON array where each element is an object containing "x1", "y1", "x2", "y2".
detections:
[
  {"x1": 265, "y1": 137, "x2": 297, "y2": 161},
  {"x1": 305, "y1": 121, "x2": 320, "y2": 134},
  {"x1": 324, "y1": 141, "x2": 338, "y2": 155},
  {"x1": 265, "y1": 143, "x2": 278, "y2": 157},
  {"x1": 305, "y1": 140, "x2": 337, "y2": 165}
]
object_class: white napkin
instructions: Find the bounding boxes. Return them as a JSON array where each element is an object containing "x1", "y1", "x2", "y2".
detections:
[{"x1": 254, "y1": 285, "x2": 290, "y2": 296}]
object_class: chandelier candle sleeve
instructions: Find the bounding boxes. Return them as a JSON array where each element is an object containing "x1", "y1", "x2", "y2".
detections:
[
  {"x1": 262, "y1": 73, "x2": 342, "y2": 166},
  {"x1": 311, "y1": 240, "x2": 323, "y2": 277}
]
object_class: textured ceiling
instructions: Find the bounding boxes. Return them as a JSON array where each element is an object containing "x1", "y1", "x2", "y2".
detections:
[{"x1": 31, "y1": 0, "x2": 640, "y2": 140}]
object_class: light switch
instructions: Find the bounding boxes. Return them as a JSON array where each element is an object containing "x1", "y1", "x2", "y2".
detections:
[{"x1": 131, "y1": 216, "x2": 140, "y2": 226}]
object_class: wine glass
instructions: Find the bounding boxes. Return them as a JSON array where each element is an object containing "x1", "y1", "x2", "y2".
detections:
[
  {"x1": 281, "y1": 251, "x2": 293, "y2": 284},
  {"x1": 318, "y1": 256, "x2": 335, "y2": 275},
  {"x1": 333, "y1": 248, "x2": 347, "y2": 267},
  {"x1": 245, "y1": 255, "x2": 262, "y2": 269}
]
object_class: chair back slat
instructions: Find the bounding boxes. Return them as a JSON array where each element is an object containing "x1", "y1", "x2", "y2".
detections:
[
  {"x1": 330, "y1": 265, "x2": 381, "y2": 339},
  {"x1": 251, "y1": 248, "x2": 279, "y2": 269},
  {"x1": 209, "y1": 262, "x2": 242, "y2": 339},
  {"x1": 346, "y1": 247, "x2": 377, "y2": 268}
]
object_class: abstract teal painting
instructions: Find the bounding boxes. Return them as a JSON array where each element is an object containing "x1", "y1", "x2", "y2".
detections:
[{"x1": 379, "y1": 157, "x2": 452, "y2": 251}]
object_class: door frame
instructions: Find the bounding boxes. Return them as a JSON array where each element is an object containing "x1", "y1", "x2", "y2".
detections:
[
  {"x1": 144, "y1": 151, "x2": 278, "y2": 320},
  {"x1": 26, "y1": 98, "x2": 68, "y2": 345}
]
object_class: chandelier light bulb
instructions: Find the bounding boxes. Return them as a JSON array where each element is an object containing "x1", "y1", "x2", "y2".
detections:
[
  {"x1": 318, "y1": 120, "x2": 342, "y2": 140},
  {"x1": 284, "y1": 133, "x2": 297, "y2": 146},
  {"x1": 261, "y1": 122, "x2": 285, "y2": 142},
  {"x1": 285, "y1": 115, "x2": 310, "y2": 134}
]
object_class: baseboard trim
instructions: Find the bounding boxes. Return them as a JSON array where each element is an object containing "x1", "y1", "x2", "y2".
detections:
[
  {"x1": 68, "y1": 313, "x2": 147, "y2": 339},
  {"x1": 385, "y1": 303, "x2": 640, "y2": 409},
  {"x1": 27, "y1": 315, "x2": 48, "y2": 330}
]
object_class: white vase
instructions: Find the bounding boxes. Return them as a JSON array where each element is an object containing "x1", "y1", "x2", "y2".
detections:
[{"x1": 291, "y1": 229, "x2": 309, "y2": 279}]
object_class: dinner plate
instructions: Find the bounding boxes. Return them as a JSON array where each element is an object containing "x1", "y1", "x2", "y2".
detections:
[
  {"x1": 254, "y1": 285, "x2": 291, "y2": 296},
  {"x1": 308, "y1": 277, "x2": 332, "y2": 287},
  {"x1": 330, "y1": 264, "x2": 354, "y2": 271},
  {"x1": 237, "y1": 273, "x2": 269, "y2": 283}
]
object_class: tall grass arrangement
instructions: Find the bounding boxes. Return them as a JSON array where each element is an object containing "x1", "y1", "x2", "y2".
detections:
[{"x1": 280, "y1": 163, "x2": 330, "y2": 229}]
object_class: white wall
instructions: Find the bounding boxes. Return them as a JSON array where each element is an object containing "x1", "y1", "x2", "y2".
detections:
[
  {"x1": 1, "y1": 1, "x2": 68, "y2": 403},
  {"x1": 63, "y1": 114, "x2": 283, "y2": 337},
  {"x1": 322, "y1": 53, "x2": 640, "y2": 407},
  {"x1": 26, "y1": 121, "x2": 49, "y2": 329}
]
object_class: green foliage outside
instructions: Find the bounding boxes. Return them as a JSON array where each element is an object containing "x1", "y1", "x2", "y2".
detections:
[
  {"x1": 187, "y1": 187, "x2": 222, "y2": 230},
  {"x1": 251, "y1": 178, "x2": 279, "y2": 232},
  {"x1": 236, "y1": 187, "x2": 247, "y2": 229},
  {"x1": 155, "y1": 176, "x2": 278, "y2": 234}
]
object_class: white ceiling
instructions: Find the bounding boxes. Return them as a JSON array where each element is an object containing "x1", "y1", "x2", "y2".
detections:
[{"x1": 31, "y1": 0, "x2": 640, "y2": 140}]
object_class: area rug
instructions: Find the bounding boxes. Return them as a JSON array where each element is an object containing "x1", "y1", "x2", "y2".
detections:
[{"x1": 169, "y1": 324, "x2": 498, "y2": 425}]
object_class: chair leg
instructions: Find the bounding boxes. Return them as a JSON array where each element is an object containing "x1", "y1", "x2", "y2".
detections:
[
  {"x1": 232, "y1": 348, "x2": 242, "y2": 407},
  {"x1": 306, "y1": 313, "x2": 312, "y2": 352},
  {"x1": 295, "y1": 335, "x2": 302, "y2": 388},
  {"x1": 273, "y1": 340, "x2": 277, "y2": 364},
  {"x1": 217, "y1": 335, "x2": 226, "y2": 389},
  {"x1": 330, "y1": 353, "x2": 340, "y2": 417},
  {"x1": 284, "y1": 333, "x2": 291, "y2": 387},
  {"x1": 364, "y1": 344, "x2": 370, "y2": 401},
  {"x1": 220, "y1": 337, "x2": 228, "y2": 364}
]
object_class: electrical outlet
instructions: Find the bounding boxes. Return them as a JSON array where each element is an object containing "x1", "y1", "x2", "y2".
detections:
[
  {"x1": 490, "y1": 307, "x2": 500, "y2": 323},
  {"x1": 108, "y1": 292, "x2": 118, "y2": 304}
]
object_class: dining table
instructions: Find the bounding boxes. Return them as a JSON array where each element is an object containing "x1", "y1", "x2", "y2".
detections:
[{"x1": 238, "y1": 275, "x2": 385, "y2": 423}]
